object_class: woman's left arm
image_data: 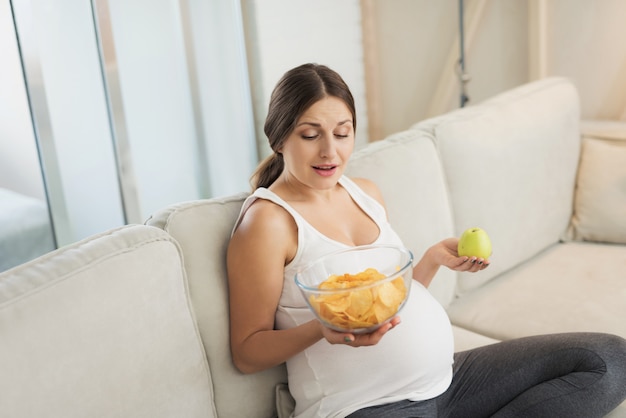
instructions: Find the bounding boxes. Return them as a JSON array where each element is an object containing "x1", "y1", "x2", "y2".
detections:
[{"x1": 351, "y1": 177, "x2": 490, "y2": 288}]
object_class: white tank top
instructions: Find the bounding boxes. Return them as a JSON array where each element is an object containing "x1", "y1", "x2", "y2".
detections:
[{"x1": 236, "y1": 176, "x2": 453, "y2": 418}]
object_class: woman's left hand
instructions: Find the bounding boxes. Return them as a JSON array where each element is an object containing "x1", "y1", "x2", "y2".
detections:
[{"x1": 432, "y1": 237, "x2": 490, "y2": 273}]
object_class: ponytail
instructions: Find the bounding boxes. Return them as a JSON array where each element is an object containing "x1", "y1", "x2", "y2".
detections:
[{"x1": 250, "y1": 153, "x2": 284, "y2": 190}]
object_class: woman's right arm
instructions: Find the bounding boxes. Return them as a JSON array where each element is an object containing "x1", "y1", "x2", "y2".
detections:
[{"x1": 227, "y1": 201, "x2": 324, "y2": 374}]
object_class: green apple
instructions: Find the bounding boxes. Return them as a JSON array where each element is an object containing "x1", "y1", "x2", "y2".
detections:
[{"x1": 457, "y1": 227, "x2": 492, "y2": 259}]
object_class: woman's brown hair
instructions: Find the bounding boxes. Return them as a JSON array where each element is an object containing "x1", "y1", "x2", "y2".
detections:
[{"x1": 250, "y1": 63, "x2": 356, "y2": 189}]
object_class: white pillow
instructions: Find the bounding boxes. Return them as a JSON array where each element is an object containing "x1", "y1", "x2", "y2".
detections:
[{"x1": 569, "y1": 136, "x2": 626, "y2": 244}]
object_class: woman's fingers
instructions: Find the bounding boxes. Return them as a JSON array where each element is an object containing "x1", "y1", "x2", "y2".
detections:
[{"x1": 457, "y1": 256, "x2": 490, "y2": 272}]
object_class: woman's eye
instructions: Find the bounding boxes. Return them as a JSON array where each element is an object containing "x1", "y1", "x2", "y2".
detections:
[
  {"x1": 301, "y1": 134, "x2": 318, "y2": 140},
  {"x1": 334, "y1": 133, "x2": 350, "y2": 139}
]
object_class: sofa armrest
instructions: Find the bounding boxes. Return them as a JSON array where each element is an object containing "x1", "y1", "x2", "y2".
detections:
[{"x1": 0, "y1": 225, "x2": 213, "y2": 417}]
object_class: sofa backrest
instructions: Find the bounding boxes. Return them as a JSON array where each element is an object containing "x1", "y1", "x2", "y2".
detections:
[
  {"x1": 412, "y1": 77, "x2": 581, "y2": 294},
  {"x1": 0, "y1": 225, "x2": 213, "y2": 417},
  {"x1": 146, "y1": 195, "x2": 287, "y2": 418}
]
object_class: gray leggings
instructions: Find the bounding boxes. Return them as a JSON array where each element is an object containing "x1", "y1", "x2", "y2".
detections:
[{"x1": 347, "y1": 333, "x2": 626, "y2": 418}]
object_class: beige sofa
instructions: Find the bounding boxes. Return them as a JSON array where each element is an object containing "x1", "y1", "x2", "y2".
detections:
[{"x1": 1, "y1": 77, "x2": 624, "y2": 417}]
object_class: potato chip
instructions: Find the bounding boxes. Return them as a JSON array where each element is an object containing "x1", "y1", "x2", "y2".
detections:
[
  {"x1": 346, "y1": 289, "x2": 374, "y2": 317},
  {"x1": 308, "y1": 267, "x2": 408, "y2": 330}
]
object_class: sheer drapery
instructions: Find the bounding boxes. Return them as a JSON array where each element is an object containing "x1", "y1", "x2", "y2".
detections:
[{"x1": 8, "y1": 0, "x2": 257, "y2": 247}]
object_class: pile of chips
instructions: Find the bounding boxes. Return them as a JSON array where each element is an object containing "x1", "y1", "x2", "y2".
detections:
[{"x1": 308, "y1": 267, "x2": 407, "y2": 330}]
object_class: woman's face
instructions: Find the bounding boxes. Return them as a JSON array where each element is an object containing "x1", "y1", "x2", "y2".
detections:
[{"x1": 278, "y1": 96, "x2": 355, "y2": 190}]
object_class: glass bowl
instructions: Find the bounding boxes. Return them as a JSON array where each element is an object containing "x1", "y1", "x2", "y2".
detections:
[{"x1": 295, "y1": 245, "x2": 414, "y2": 334}]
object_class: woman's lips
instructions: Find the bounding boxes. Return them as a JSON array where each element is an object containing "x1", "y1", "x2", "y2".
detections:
[{"x1": 312, "y1": 165, "x2": 338, "y2": 177}]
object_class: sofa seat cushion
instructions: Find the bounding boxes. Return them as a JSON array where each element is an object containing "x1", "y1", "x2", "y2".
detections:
[
  {"x1": 0, "y1": 225, "x2": 213, "y2": 417},
  {"x1": 451, "y1": 325, "x2": 499, "y2": 352},
  {"x1": 446, "y1": 242, "x2": 626, "y2": 341}
]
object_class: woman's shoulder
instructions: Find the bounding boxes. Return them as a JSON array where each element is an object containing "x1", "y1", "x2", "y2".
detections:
[
  {"x1": 230, "y1": 196, "x2": 298, "y2": 262},
  {"x1": 347, "y1": 177, "x2": 386, "y2": 207},
  {"x1": 237, "y1": 196, "x2": 296, "y2": 235}
]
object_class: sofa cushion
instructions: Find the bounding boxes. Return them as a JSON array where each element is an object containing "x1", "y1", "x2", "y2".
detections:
[
  {"x1": 146, "y1": 195, "x2": 287, "y2": 418},
  {"x1": 567, "y1": 121, "x2": 626, "y2": 244},
  {"x1": 413, "y1": 77, "x2": 581, "y2": 294},
  {"x1": 346, "y1": 130, "x2": 456, "y2": 308},
  {"x1": 0, "y1": 225, "x2": 213, "y2": 417},
  {"x1": 446, "y1": 241, "x2": 626, "y2": 341}
]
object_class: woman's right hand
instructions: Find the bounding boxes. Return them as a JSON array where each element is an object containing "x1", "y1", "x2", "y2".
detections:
[{"x1": 320, "y1": 316, "x2": 402, "y2": 347}]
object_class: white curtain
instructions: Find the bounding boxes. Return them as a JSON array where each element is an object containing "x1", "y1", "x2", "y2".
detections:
[{"x1": 9, "y1": 0, "x2": 257, "y2": 246}]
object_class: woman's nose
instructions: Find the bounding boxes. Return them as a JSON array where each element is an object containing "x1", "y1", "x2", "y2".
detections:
[{"x1": 319, "y1": 135, "x2": 337, "y2": 158}]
